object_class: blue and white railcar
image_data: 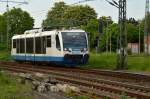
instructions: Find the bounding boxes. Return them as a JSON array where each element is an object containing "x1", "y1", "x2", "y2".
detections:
[{"x1": 11, "y1": 29, "x2": 89, "y2": 65}]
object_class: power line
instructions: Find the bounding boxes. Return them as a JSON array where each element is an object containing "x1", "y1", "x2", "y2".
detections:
[{"x1": 0, "y1": 0, "x2": 28, "y2": 4}]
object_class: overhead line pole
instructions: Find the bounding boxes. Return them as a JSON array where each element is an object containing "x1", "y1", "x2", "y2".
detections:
[
  {"x1": 144, "y1": 0, "x2": 149, "y2": 56},
  {"x1": 73, "y1": 0, "x2": 128, "y2": 69},
  {"x1": 117, "y1": 0, "x2": 127, "y2": 69}
]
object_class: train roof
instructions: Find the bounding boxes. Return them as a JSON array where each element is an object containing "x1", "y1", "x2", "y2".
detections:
[{"x1": 12, "y1": 29, "x2": 85, "y2": 39}]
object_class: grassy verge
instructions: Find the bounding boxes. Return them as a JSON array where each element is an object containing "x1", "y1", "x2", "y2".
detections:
[
  {"x1": 0, "y1": 44, "x2": 11, "y2": 61},
  {"x1": 0, "y1": 71, "x2": 33, "y2": 99},
  {"x1": 0, "y1": 50, "x2": 11, "y2": 61},
  {"x1": 85, "y1": 53, "x2": 150, "y2": 72},
  {"x1": 0, "y1": 43, "x2": 150, "y2": 72}
]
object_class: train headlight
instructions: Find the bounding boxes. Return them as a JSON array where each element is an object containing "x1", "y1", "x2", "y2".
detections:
[
  {"x1": 64, "y1": 48, "x2": 68, "y2": 51},
  {"x1": 64, "y1": 48, "x2": 72, "y2": 53},
  {"x1": 84, "y1": 48, "x2": 87, "y2": 51},
  {"x1": 68, "y1": 48, "x2": 72, "y2": 52},
  {"x1": 81, "y1": 48, "x2": 87, "y2": 53}
]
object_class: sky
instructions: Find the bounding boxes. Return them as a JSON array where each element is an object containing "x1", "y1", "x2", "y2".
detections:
[{"x1": 0, "y1": 0, "x2": 146, "y2": 28}]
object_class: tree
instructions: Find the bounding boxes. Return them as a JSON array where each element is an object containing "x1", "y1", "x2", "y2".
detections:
[
  {"x1": 42, "y1": 2, "x2": 68, "y2": 28},
  {"x1": 81, "y1": 19, "x2": 98, "y2": 48},
  {"x1": 127, "y1": 18, "x2": 139, "y2": 26},
  {"x1": 127, "y1": 23, "x2": 139, "y2": 43},
  {"x1": 42, "y1": 2, "x2": 97, "y2": 28},
  {"x1": 3, "y1": 8, "x2": 34, "y2": 36},
  {"x1": 100, "y1": 23, "x2": 118, "y2": 52},
  {"x1": 64, "y1": 5, "x2": 97, "y2": 27},
  {"x1": 1, "y1": 8, "x2": 34, "y2": 45},
  {"x1": 0, "y1": 15, "x2": 7, "y2": 43},
  {"x1": 82, "y1": 16, "x2": 114, "y2": 50}
]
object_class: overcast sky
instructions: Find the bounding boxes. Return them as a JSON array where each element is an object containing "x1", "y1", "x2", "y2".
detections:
[{"x1": 0, "y1": 0, "x2": 146, "y2": 27}]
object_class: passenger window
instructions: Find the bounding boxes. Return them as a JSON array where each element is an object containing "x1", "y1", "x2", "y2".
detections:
[
  {"x1": 56, "y1": 35, "x2": 61, "y2": 50},
  {"x1": 16, "y1": 39, "x2": 20, "y2": 53},
  {"x1": 26, "y1": 38, "x2": 34, "y2": 53},
  {"x1": 13, "y1": 39, "x2": 16, "y2": 48},
  {"x1": 47, "y1": 36, "x2": 51, "y2": 47},
  {"x1": 35, "y1": 37, "x2": 46, "y2": 54},
  {"x1": 35, "y1": 37, "x2": 41, "y2": 54},
  {"x1": 20, "y1": 39, "x2": 25, "y2": 53}
]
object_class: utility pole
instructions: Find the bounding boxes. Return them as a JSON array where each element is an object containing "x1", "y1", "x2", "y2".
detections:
[
  {"x1": 6, "y1": 0, "x2": 9, "y2": 49},
  {"x1": 106, "y1": 19, "x2": 109, "y2": 53},
  {"x1": 110, "y1": 28, "x2": 112, "y2": 53},
  {"x1": 144, "y1": 0, "x2": 149, "y2": 55},
  {"x1": 73, "y1": 0, "x2": 128, "y2": 69},
  {"x1": 106, "y1": 17, "x2": 111, "y2": 53},
  {"x1": 98, "y1": 17, "x2": 103, "y2": 53},
  {"x1": 139, "y1": 22, "x2": 141, "y2": 54},
  {"x1": 117, "y1": 0, "x2": 127, "y2": 69},
  {"x1": 0, "y1": 0, "x2": 28, "y2": 49}
]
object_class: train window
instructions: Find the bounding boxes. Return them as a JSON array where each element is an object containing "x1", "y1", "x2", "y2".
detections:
[
  {"x1": 47, "y1": 36, "x2": 51, "y2": 47},
  {"x1": 35, "y1": 37, "x2": 41, "y2": 54},
  {"x1": 26, "y1": 38, "x2": 34, "y2": 53},
  {"x1": 16, "y1": 39, "x2": 20, "y2": 53},
  {"x1": 13, "y1": 39, "x2": 16, "y2": 48},
  {"x1": 41, "y1": 37, "x2": 46, "y2": 54},
  {"x1": 35, "y1": 37, "x2": 46, "y2": 54},
  {"x1": 56, "y1": 35, "x2": 61, "y2": 50},
  {"x1": 20, "y1": 39, "x2": 25, "y2": 53}
]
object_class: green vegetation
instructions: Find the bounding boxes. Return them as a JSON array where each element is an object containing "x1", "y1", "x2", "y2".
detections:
[
  {"x1": 0, "y1": 8, "x2": 34, "y2": 44},
  {"x1": 0, "y1": 44, "x2": 11, "y2": 61},
  {"x1": 42, "y1": 2, "x2": 97, "y2": 28},
  {"x1": 85, "y1": 53, "x2": 150, "y2": 72},
  {"x1": 0, "y1": 71, "x2": 33, "y2": 99}
]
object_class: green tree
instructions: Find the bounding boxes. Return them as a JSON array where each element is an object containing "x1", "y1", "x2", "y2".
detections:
[
  {"x1": 0, "y1": 8, "x2": 34, "y2": 47},
  {"x1": 3, "y1": 8, "x2": 34, "y2": 37},
  {"x1": 64, "y1": 5, "x2": 97, "y2": 27},
  {"x1": 127, "y1": 23, "x2": 139, "y2": 43},
  {"x1": 42, "y1": 2, "x2": 68, "y2": 28},
  {"x1": 0, "y1": 15, "x2": 7, "y2": 43},
  {"x1": 100, "y1": 23, "x2": 118, "y2": 52},
  {"x1": 42, "y1": 2, "x2": 97, "y2": 28},
  {"x1": 82, "y1": 16, "x2": 113, "y2": 50},
  {"x1": 82, "y1": 19, "x2": 98, "y2": 48}
]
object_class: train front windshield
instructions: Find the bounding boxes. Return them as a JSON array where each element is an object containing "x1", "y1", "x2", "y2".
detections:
[{"x1": 62, "y1": 32, "x2": 87, "y2": 49}]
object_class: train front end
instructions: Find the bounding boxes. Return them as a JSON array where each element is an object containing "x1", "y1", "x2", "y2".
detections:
[{"x1": 61, "y1": 30, "x2": 89, "y2": 65}]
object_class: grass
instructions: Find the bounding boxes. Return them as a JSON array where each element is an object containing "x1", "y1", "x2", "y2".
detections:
[
  {"x1": 0, "y1": 43, "x2": 150, "y2": 72},
  {"x1": 84, "y1": 53, "x2": 150, "y2": 72},
  {"x1": 0, "y1": 50, "x2": 11, "y2": 61},
  {"x1": 0, "y1": 44, "x2": 11, "y2": 61},
  {"x1": 85, "y1": 53, "x2": 117, "y2": 69},
  {"x1": 0, "y1": 71, "x2": 33, "y2": 99}
]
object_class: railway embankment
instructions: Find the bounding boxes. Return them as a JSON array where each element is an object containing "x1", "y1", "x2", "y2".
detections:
[
  {"x1": 0, "y1": 70, "x2": 33, "y2": 99},
  {"x1": 0, "y1": 70, "x2": 78, "y2": 99},
  {"x1": 0, "y1": 62, "x2": 150, "y2": 99}
]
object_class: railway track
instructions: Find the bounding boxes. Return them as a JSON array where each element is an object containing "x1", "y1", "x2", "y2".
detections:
[{"x1": 0, "y1": 62, "x2": 150, "y2": 99}]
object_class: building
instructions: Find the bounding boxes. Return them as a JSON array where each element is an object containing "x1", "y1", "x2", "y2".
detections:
[
  {"x1": 144, "y1": 35, "x2": 150, "y2": 54},
  {"x1": 128, "y1": 43, "x2": 139, "y2": 54}
]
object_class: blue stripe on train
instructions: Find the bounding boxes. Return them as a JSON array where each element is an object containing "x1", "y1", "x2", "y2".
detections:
[{"x1": 12, "y1": 55, "x2": 77, "y2": 65}]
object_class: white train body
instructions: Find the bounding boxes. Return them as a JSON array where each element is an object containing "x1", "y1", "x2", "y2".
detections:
[{"x1": 11, "y1": 29, "x2": 89, "y2": 65}]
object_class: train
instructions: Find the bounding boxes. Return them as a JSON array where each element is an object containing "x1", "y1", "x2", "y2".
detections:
[{"x1": 11, "y1": 28, "x2": 89, "y2": 66}]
